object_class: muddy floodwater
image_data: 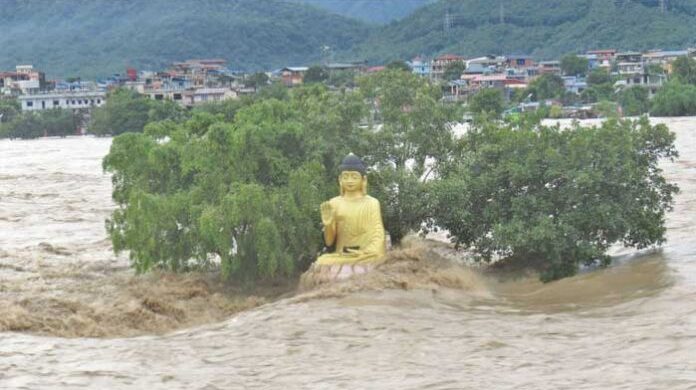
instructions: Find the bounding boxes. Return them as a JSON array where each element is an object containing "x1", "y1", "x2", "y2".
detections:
[{"x1": 1, "y1": 118, "x2": 695, "y2": 389}]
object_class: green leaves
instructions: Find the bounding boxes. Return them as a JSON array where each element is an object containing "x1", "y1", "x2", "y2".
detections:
[
  {"x1": 0, "y1": 104, "x2": 77, "y2": 139},
  {"x1": 561, "y1": 54, "x2": 589, "y2": 77},
  {"x1": 90, "y1": 88, "x2": 189, "y2": 136},
  {"x1": 104, "y1": 71, "x2": 678, "y2": 284},
  {"x1": 650, "y1": 80, "x2": 696, "y2": 116},
  {"x1": 433, "y1": 116, "x2": 678, "y2": 281},
  {"x1": 104, "y1": 84, "x2": 366, "y2": 282},
  {"x1": 358, "y1": 70, "x2": 459, "y2": 243}
]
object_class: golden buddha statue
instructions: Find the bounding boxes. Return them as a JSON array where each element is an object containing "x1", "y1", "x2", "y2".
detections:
[{"x1": 309, "y1": 154, "x2": 386, "y2": 281}]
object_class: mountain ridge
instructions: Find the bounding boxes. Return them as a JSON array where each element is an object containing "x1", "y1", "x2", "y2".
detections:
[
  {"x1": 346, "y1": 0, "x2": 696, "y2": 62},
  {"x1": 0, "y1": 0, "x2": 371, "y2": 78}
]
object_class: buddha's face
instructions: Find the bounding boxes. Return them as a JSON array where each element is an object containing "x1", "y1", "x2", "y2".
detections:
[{"x1": 339, "y1": 171, "x2": 363, "y2": 193}]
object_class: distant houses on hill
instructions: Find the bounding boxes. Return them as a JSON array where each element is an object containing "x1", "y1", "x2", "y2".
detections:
[{"x1": 2, "y1": 48, "x2": 696, "y2": 115}]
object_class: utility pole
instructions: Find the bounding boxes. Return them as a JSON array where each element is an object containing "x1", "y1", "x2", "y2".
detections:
[
  {"x1": 499, "y1": 1, "x2": 505, "y2": 24},
  {"x1": 443, "y1": 9, "x2": 452, "y2": 35}
]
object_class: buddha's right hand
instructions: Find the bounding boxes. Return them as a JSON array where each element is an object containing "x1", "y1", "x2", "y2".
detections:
[{"x1": 320, "y1": 201, "x2": 334, "y2": 227}]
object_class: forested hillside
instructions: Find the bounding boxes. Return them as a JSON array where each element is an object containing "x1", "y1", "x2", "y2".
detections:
[
  {"x1": 4, "y1": 0, "x2": 696, "y2": 78},
  {"x1": 348, "y1": 0, "x2": 696, "y2": 62},
  {"x1": 289, "y1": 0, "x2": 432, "y2": 24},
  {"x1": 0, "y1": 0, "x2": 370, "y2": 78}
]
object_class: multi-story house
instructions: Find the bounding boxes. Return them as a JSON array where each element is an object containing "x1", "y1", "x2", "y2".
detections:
[{"x1": 431, "y1": 54, "x2": 464, "y2": 80}]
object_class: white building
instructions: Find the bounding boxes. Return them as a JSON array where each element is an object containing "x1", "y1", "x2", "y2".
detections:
[
  {"x1": 186, "y1": 88, "x2": 237, "y2": 105},
  {"x1": 18, "y1": 91, "x2": 106, "y2": 111}
]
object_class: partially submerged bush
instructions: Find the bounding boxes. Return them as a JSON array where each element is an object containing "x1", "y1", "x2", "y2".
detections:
[
  {"x1": 432, "y1": 116, "x2": 678, "y2": 281},
  {"x1": 103, "y1": 71, "x2": 678, "y2": 283}
]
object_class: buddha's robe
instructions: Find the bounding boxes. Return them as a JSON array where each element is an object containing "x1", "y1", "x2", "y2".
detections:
[{"x1": 316, "y1": 195, "x2": 386, "y2": 265}]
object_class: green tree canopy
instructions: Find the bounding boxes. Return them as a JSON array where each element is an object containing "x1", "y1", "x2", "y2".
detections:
[
  {"x1": 671, "y1": 56, "x2": 696, "y2": 85},
  {"x1": 527, "y1": 74, "x2": 565, "y2": 101},
  {"x1": 650, "y1": 80, "x2": 696, "y2": 116},
  {"x1": 103, "y1": 71, "x2": 678, "y2": 284},
  {"x1": 0, "y1": 99, "x2": 21, "y2": 124},
  {"x1": 581, "y1": 82, "x2": 615, "y2": 104},
  {"x1": 90, "y1": 88, "x2": 188, "y2": 136},
  {"x1": 617, "y1": 86, "x2": 650, "y2": 116},
  {"x1": 560, "y1": 54, "x2": 589, "y2": 76},
  {"x1": 468, "y1": 88, "x2": 505, "y2": 117},
  {"x1": 587, "y1": 69, "x2": 612, "y2": 86},
  {"x1": 303, "y1": 65, "x2": 329, "y2": 84},
  {"x1": 443, "y1": 61, "x2": 465, "y2": 81},
  {"x1": 358, "y1": 69, "x2": 459, "y2": 244},
  {"x1": 433, "y1": 116, "x2": 678, "y2": 281},
  {"x1": 385, "y1": 60, "x2": 411, "y2": 72},
  {"x1": 0, "y1": 108, "x2": 77, "y2": 139},
  {"x1": 245, "y1": 72, "x2": 270, "y2": 89},
  {"x1": 104, "y1": 85, "x2": 368, "y2": 282}
]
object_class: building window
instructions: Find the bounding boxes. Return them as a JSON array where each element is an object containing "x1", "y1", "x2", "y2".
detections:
[
  {"x1": 173, "y1": 93, "x2": 182, "y2": 100},
  {"x1": 155, "y1": 94, "x2": 163, "y2": 100},
  {"x1": 26, "y1": 101, "x2": 33, "y2": 107},
  {"x1": 72, "y1": 100, "x2": 76, "y2": 104},
  {"x1": 41, "y1": 101, "x2": 46, "y2": 109},
  {"x1": 97, "y1": 99, "x2": 101, "y2": 104},
  {"x1": 53, "y1": 100, "x2": 59, "y2": 106}
]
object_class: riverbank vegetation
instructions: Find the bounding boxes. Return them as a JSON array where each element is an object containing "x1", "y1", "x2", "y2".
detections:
[
  {"x1": 102, "y1": 70, "x2": 679, "y2": 284},
  {"x1": 0, "y1": 98, "x2": 79, "y2": 139}
]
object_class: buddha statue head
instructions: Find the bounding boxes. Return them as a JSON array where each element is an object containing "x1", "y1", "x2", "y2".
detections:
[{"x1": 338, "y1": 153, "x2": 367, "y2": 196}]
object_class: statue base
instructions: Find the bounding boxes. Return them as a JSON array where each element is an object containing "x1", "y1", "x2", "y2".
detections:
[{"x1": 299, "y1": 262, "x2": 376, "y2": 288}]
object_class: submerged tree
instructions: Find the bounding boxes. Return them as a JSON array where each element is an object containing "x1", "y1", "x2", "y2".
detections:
[
  {"x1": 103, "y1": 71, "x2": 678, "y2": 284},
  {"x1": 90, "y1": 88, "x2": 188, "y2": 136},
  {"x1": 432, "y1": 116, "x2": 679, "y2": 281},
  {"x1": 104, "y1": 85, "x2": 367, "y2": 282},
  {"x1": 358, "y1": 69, "x2": 459, "y2": 244}
]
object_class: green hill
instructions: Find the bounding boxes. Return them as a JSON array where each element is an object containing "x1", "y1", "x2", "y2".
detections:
[
  {"x1": 288, "y1": 0, "x2": 433, "y2": 24},
  {"x1": 0, "y1": 0, "x2": 370, "y2": 78},
  {"x1": 4, "y1": 0, "x2": 696, "y2": 79},
  {"x1": 347, "y1": 0, "x2": 696, "y2": 62}
]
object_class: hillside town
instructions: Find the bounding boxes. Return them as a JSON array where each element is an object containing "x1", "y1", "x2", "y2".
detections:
[{"x1": 2, "y1": 48, "x2": 696, "y2": 120}]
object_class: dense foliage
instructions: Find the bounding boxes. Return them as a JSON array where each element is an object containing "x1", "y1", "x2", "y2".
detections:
[
  {"x1": 561, "y1": 54, "x2": 589, "y2": 76},
  {"x1": 670, "y1": 56, "x2": 696, "y2": 84},
  {"x1": 433, "y1": 116, "x2": 679, "y2": 281},
  {"x1": 103, "y1": 71, "x2": 457, "y2": 280},
  {"x1": 0, "y1": 0, "x2": 370, "y2": 78},
  {"x1": 291, "y1": 0, "x2": 432, "y2": 24},
  {"x1": 617, "y1": 86, "x2": 650, "y2": 116},
  {"x1": 358, "y1": 70, "x2": 459, "y2": 244},
  {"x1": 468, "y1": 88, "x2": 505, "y2": 116},
  {"x1": 5, "y1": 0, "x2": 696, "y2": 77},
  {"x1": 351, "y1": 0, "x2": 696, "y2": 64},
  {"x1": 0, "y1": 99, "x2": 78, "y2": 139},
  {"x1": 650, "y1": 80, "x2": 696, "y2": 116},
  {"x1": 303, "y1": 66, "x2": 329, "y2": 84},
  {"x1": 103, "y1": 71, "x2": 678, "y2": 283},
  {"x1": 103, "y1": 86, "x2": 369, "y2": 282},
  {"x1": 90, "y1": 89, "x2": 188, "y2": 136},
  {"x1": 527, "y1": 74, "x2": 565, "y2": 101},
  {"x1": 443, "y1": 62, "x2": 466, "y2": 81}
]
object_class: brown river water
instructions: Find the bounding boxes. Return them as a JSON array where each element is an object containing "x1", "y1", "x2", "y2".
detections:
[{"x1": 1, "y1": 118, "x2": 695, "y2": 389}]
